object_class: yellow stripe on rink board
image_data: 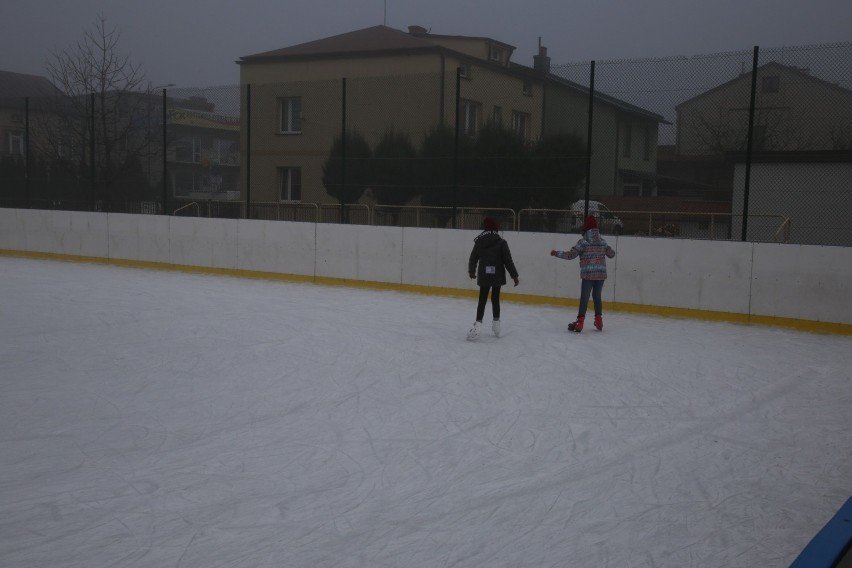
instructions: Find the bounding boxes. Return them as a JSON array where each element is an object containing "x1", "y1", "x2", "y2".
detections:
[{"x1": 3, "y1": 248, "x2": 850, "y2": 336}]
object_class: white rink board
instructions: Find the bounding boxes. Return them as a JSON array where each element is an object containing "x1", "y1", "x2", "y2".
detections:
[
  {"x1": 613, "y1": 237, "x2": 754, "y2": 314},
  {"x1": 751, "y1": 242, "x2": 852, "y2": 324},
  {"x1": 0, "y1": 208, "x2": 27, "y2": 251},
  {"x1": 400, "y1": 227, "x2": 474, "y2": 290},
  {"x1": 169, "y1": 216, "x2": 238, "y2": 269},
  {"x1": 1, "y1": 209, "x2": 109, "y2": 258},
  {"x1": 315, "y1": 223, "x2": 405, "y2": 283},
  {"x1": 107, "y1": 213, "x2": 171, "y2": 264},
  {"x1": 1, "y1": 209, "x2": 850, "y2": 326},
  {"x1": 236, "y1": 219, "x2": 316, "y2": 277}
]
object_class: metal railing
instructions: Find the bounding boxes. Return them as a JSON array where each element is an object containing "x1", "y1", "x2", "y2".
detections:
[
  {"x1": 0, "y1": 197, "x2": 794, "y2": 243},
  {"x1": 172, "y1": 202, "x2": 200, "y2": 216}
]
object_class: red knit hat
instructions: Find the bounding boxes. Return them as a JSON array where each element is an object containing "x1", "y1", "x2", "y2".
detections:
[
  {"x1": 582, "y1": 215, "x2": 598, "y2": 232},
  {"x1": 482, "y1": 217, "x2": 500, "y2": 231}
]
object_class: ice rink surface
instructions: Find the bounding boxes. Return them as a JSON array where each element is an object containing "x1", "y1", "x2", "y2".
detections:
[{"x1": 1, "y1": 256, "x2": 850, "y2": 567}]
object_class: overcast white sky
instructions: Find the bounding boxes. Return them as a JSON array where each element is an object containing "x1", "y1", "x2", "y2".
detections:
[{"x1": 2, "y1": 0, "x2": 851, "y2": 88}]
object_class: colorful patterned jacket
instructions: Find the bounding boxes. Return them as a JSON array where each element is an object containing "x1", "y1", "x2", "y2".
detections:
[{"x1": 554, "y1": 228, "x2": 616, "y2": 280}]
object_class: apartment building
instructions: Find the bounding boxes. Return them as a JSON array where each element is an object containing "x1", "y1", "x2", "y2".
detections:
[{"x1": 238, "y1": 25, "x2": 664, "y2": 205}]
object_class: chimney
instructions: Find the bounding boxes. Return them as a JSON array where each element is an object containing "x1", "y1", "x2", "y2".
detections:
[
  {"x1": 408, "y1": 25, "x2": 428, "y2": 36},
  {"x1": 533, "y1": 40, "x2": 551, "y2": 73}
]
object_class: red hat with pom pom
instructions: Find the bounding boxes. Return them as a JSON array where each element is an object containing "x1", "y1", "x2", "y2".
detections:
[
  {"x1": 582, "y1": 215, "x2": 598, "y2": 232},
  {"x1": 482, "y1": 217, "x2": 500, "y2": 231}
]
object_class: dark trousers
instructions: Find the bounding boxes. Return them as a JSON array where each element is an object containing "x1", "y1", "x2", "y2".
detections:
[
  {"x1": 578, "y1": 279, "x2": 604, "y2": 317},
  {"x1": 476, "y1": 285, "x2": 501, "y2": 321}
]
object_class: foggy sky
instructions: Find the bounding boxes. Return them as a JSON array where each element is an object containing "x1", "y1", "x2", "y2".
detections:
[{"x1": 2, "y1": 0, "x2": 851, "y2": 89}]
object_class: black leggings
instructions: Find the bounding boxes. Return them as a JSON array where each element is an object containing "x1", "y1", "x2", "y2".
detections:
[{"x1": 476, "y1": 285, "x2": 501, "y2": 321}]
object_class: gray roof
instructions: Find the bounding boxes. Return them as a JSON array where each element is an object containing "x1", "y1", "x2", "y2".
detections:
[
  {"x1": 238, "y1": 26, "x2": 664, "y2": 123},
  {"x1": 0, "y1": 70, "x2": 60, "y2": 99},
  {"x1": 240, "y1": 25, "x2": 439, "y2": 62}
]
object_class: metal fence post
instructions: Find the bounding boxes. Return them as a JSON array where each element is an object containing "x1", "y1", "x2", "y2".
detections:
[
  {"x1": 341, "y1": 77, "x2": 348, "y2": 223},
  {"x1": 162, "y1": 88, "x2": 168, "y2": 214},
  {"x1": 24, "y1": 97, "x2": 30, "y2": 207},
  {"x1": 245, "y1": 84, "x2": 252, "y2": 219},
  {"x1": 583, "y1": 61, "x2": 596, "y2": 219},
  {"x1": 90, "y1": 93, "x2": 96, "y2": 211},
  {"x1": 453, "y1": 67, "x2": 461, "y2": 229},
  {"x1": 741, "y1": 46, "x2": 760, "y2": 241}
]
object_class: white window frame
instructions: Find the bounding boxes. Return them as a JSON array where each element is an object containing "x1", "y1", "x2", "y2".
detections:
[
  {"x1": 57, "y1": 135, "x2": 75, "y2": 160},
  {"x1": 459, "y1": 63, "x2": 471, "y2": 79},
  {"x1": 279, "y1": 96, "x2": 302, "y2": 134},
  {"x1": 491, "y1": 106, "x2": 503, "y2": 127},
  {"x1": 212, "y1": 138, "x2": 239, "y2": 165},
  {"x1": 278, "y1": 166, "x2": 302, "y2": 202},
  {"x1": 9, "y1": 131, "x2": 24, "y2": 156},
  {"x1": 489, "y1": 46, "x2": 503, "y2": 63},
  {"x1": 175, "y1": 136, "x2": 201, "y2": 163},
  {"x1": 511, "y1": 111, "x2": 530, "y2": 139},
  {"x1": 460, "y1": 100, "x2": 480, "y2": 137},
  {"x1": 522, "y1": 80, "x2": 532, "y2": 96}
]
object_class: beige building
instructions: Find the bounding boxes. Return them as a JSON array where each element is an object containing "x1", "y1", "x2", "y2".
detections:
[
  {"x1": 238, "y1": 25, "x2": 663, "y2": 205},
  {"x1": 676, "y1": 62, "x2": 852, "y2": 156},
  {"x1": 0, "y1": 71, "x2": 62, "y2": 161}
]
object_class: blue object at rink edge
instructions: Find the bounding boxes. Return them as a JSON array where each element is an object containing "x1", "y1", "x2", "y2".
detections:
[{"x1": 789, "y1": 497, "x2": 852, "y2": 568}]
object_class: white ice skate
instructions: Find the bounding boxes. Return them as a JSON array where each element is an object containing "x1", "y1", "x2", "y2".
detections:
[
  {"x1": 466, "y1": 321, "x2": 482, "y2": 341},
  {"x1": 492, "y1": 319, "x2": 501, "y2": 337}
]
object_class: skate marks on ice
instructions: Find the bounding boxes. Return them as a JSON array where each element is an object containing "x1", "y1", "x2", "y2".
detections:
[{"x1": 1, "y1": 257, "x2": 851, "y2": 567}]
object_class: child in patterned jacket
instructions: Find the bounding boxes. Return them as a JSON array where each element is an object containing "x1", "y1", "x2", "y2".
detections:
[{"x1": 550, "y1": 215, "x2": 616, "y2": 332}]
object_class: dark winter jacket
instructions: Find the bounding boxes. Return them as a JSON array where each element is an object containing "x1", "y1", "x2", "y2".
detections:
[
  {"x1": 554, "y1": 228, "x2": 615, "y2": 280},
  {"x1": 468, "y1": 231, "x2": 519, "y2": 287}
]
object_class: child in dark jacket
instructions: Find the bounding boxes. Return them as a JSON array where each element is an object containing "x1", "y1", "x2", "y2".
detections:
[
  {"x1": 467, "y1": 217, "x2": 519, "y2": 341},
  {"x1": 550, "y1": 215, "x2": 616, "y2": 332}
]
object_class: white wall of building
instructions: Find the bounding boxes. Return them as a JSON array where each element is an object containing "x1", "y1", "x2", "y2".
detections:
[
  {"x1": 732, "y1": 162, "x2": 852, "y2": 246},
  {"x1": 1, "y1": 208, "x2": 850, "y2": 326}
]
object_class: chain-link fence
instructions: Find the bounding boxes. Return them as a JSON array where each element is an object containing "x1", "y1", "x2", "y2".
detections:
[{"x1": 2, "y1": 42, "x2": 850, "y2": 245}]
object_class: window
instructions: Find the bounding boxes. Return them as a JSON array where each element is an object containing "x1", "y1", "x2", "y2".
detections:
[
  {"x1": 752, "y1": 125, "x2": 767, "y2": 150},
  {"x1": 522, "y1": 80, "x2": 532, "y2": 96},
  {"x1": 212, "y1": 139, "x2": 239, "y2": 165},
  {"x1": 459, "y1": 63, "x2": 471, "y2": 79},
  {"x1": 491, "y1": 106, "x2": 503, "y2": 127},
  {"x1": 761, "y1": 75, "x2": 780, "y2": 93},
  {"x1": 489, "y1": 46, "x2": 503, "y2": 63},
  {"x1": 278, "y1": 167, "x2": 302, "y2": 201},
  {"x1": 511, "y1": 111, "x2": 530, "y2": 139},
  {"x1": 279, "y1": 96, "x2": 302, "y2": 134},
  {"x1": 622, "y1": 175, "x2": 642, "y2": 196},
  {"x1": 58, "y1": 135, "x2": 74, "y2": 160},
  {"x1": 460, "y1": 100, "x2": 480, "y2": 137},
  {"x1": 9, "y1": 131, "x2": 24, "y2": 157},
  {"x1": 173, "y1": 170, "x2": 200, "y2": 197},
  {"x1": 643, "y1": 126, "x2": 652, "y2": 161},
  {"x1": 623, "y1": 123, "x2": 632, "y2": 158},
  {"x1": 175, "y1": 137, "x2": 201, "y2": 163}
]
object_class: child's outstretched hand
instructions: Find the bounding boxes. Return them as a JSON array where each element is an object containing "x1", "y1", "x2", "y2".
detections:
[{"x1": 550, "y1": 249, "x2": 557, "y2": 256}]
